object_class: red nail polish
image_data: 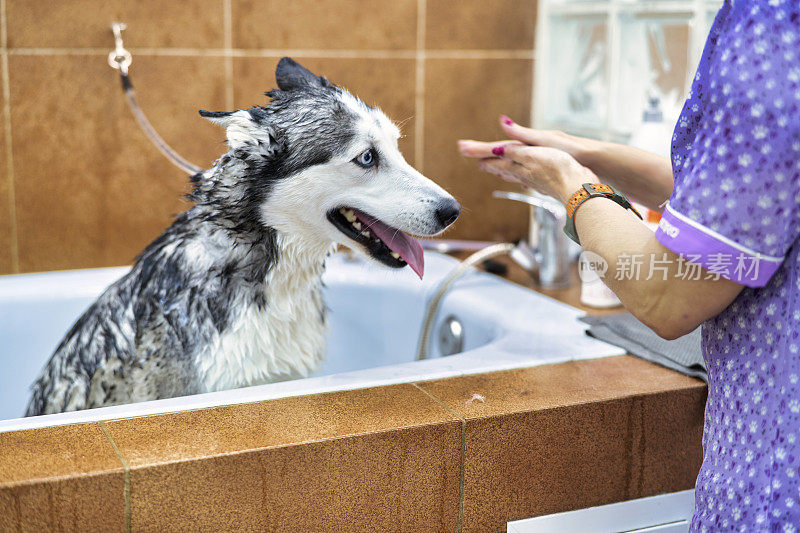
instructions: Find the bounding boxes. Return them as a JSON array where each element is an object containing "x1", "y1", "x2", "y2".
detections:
[
  {"x1": 501, "y1": 115, "x2": 513, "y2": 126},
  {"x1": 492, "y1": 146, "x2": 505, "y2": 156}
]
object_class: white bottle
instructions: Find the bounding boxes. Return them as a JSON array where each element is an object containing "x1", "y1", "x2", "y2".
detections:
[
  {"x1": 629, "y1": 94, "x2": 671, "y2": 157},
  {"x1": 629, "y1": 95, "x2": 671, "y2": 232},
  {"x1": 579, "y1": 251, "x2": 621, "y2": 308}
]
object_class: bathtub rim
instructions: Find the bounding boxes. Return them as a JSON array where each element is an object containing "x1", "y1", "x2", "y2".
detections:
[{"x1": 0, "y1": 251, "x2": 625, "y2": 434}]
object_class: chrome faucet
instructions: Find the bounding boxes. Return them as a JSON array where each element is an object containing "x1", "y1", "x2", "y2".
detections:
[{"x1": 492, "y1": 190, "x2": 572, "y2": 288}]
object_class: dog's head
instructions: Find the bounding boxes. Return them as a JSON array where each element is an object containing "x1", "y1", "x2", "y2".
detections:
[{"x1": 200, "y1": 57, "x2": 459, "y2": 279}]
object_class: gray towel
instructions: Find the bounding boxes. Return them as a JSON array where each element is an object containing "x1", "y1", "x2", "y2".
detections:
[{"x1": 580, "y1": 313, "x2": 706, "y2": 382}]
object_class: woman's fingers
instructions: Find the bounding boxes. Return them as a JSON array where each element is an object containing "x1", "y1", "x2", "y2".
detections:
[
  {"x1": 457, "y1": 140, "x2": 505, "y2": 158},
  {"x1": 457, "y1": 139, "x2": 523, "y2": 158},
  {"x1": 493, "y1": 143, "x2": 571, "y2": 169},
  {"x1": 499, "y1": 115, "x2": 593, "y2": 162},
  {"x1": 491, "y1": 143, "x2": 535, "y2": 166},
  {"x1": 499, "y1": 115, "x2": 549, "y2": 146}
]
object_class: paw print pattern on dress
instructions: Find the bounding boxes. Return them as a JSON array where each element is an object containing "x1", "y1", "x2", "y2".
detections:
[{"x1": 664, "y1": 0, "x2": 800, "y2": 530}]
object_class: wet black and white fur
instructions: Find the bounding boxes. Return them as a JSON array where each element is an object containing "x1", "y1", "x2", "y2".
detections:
[{"x1": 25, "y1": 58, "x2": 460, "y2": 416}]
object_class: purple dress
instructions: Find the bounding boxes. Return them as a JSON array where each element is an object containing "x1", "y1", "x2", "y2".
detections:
[{"x1": 654, "y1": 1, "x2": 800, "y2": 530}]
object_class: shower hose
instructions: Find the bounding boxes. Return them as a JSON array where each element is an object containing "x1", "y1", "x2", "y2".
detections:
[{"x1": 108, "y1": 22, "x2": 201, "y2": 176}]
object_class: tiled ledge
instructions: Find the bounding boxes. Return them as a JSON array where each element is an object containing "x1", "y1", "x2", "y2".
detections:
[{"x1": 0, "y1": 356, "x2": 706, "y2": 532}]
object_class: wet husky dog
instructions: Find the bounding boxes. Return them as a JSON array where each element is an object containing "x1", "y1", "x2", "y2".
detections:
[{"x1": 26, "y1": 58, "x2": 460, "y2": 416}]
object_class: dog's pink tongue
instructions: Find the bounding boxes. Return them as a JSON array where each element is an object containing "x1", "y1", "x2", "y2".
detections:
[{"x1": 355, "y1": 210, "x2": 425, "y2": 279}]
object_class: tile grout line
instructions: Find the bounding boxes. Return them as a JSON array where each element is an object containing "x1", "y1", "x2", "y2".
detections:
[
  {"x1": 222, "y1": 0, "x2": 234, "y2": 110},
  {"x1": 635, "y1": 396, "x2": 646, "y2": 498},
  {"x1": 413, "y1": 0, "x2": 426, "y2": 171},
  {"x1": 0, "y1": 0, "x2": 18, "y2": 273},
  {"x1": 412, "y1": 383, "x2": 465, "y2": 533},
  {"x1": 529, "y1": 2, "x2": 538, "y2": 129},
  {"x1": 0, "y1": 47, "x2": 534, "y2": 59},
  {"x1": 99, "y1": 421, "x2": 131, "y2": 533}
]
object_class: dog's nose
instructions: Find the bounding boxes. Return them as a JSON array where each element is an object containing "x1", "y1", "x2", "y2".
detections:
[{"x1": 435, "y1": 199, "x2": 461, "y2": 228}]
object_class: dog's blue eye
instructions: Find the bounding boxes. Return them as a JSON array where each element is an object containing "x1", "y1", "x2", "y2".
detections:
[{"x1": 354, "y1": 149, "x2": 377, "y2": 168}]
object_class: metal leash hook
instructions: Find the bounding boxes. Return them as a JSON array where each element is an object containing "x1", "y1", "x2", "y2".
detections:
[
  {"x1": 107, "y1": 22, "x2": 202, "y2": 176},
  {"x1": 108, "y1": 22, "x2": 132, "y2": 76}
]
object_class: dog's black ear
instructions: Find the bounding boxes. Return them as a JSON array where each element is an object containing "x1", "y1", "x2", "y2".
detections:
[
  {"x1": 275, "y1": 57, "x2": 331, "y2": 91},
  {"x1": 199, "y1": 109, "x2": 238, "y2": 129},
  {"x1": 199, "y1": 110, "x2": 233, "y2": 121}
]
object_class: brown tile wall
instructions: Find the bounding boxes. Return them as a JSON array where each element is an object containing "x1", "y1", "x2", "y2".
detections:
[{"x1": 0, "y1": 0, "x2": 536, "y2": 274}]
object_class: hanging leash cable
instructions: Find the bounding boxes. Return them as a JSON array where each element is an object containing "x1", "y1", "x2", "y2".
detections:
[{"x1": 107, "y1": 22, "x2": 202, "y2": 176}]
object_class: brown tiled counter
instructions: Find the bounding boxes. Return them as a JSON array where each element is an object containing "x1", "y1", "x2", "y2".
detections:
[
  {"x1": 0, "y1": 356, "x2": 705, "y2": 532},
  {"x1": 0, "y1": 423, "x2": 126, "y2": 530},
  {"x1": 417, "y1": 356, "x2": 705, "y2": 532}
]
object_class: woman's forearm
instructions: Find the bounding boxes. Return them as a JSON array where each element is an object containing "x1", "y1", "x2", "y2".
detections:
[
  {"x1": 573, "y1": 198, "x2": 743, "y2": 339},
  {"x1": 579, "y1": 142, "x2": 674, "y2": 212}
]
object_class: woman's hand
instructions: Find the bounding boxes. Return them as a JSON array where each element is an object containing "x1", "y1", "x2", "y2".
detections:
[
  {"x1": 457, "y1": 138, "x2": 595, "y2": 204},
  {"x1": 496, "y1": 115, "x2": 604, "y2": 166},
  {"x1": 459, "y1": 115, "x2": 674, "y2": 211}
]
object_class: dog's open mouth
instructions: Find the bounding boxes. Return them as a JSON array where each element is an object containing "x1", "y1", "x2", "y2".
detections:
[{"x1": 327, "y1": 207, "x2": 425, "y2": 279}]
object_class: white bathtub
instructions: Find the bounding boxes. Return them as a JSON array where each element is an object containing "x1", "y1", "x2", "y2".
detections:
[{"x1": 0, "y1": 251, "x2": 623, "y2": 432}]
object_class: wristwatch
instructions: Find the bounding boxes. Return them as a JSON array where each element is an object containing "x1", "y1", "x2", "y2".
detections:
[{"x1": 563, "y1": 183, "x2": 642, "y2": 245}]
